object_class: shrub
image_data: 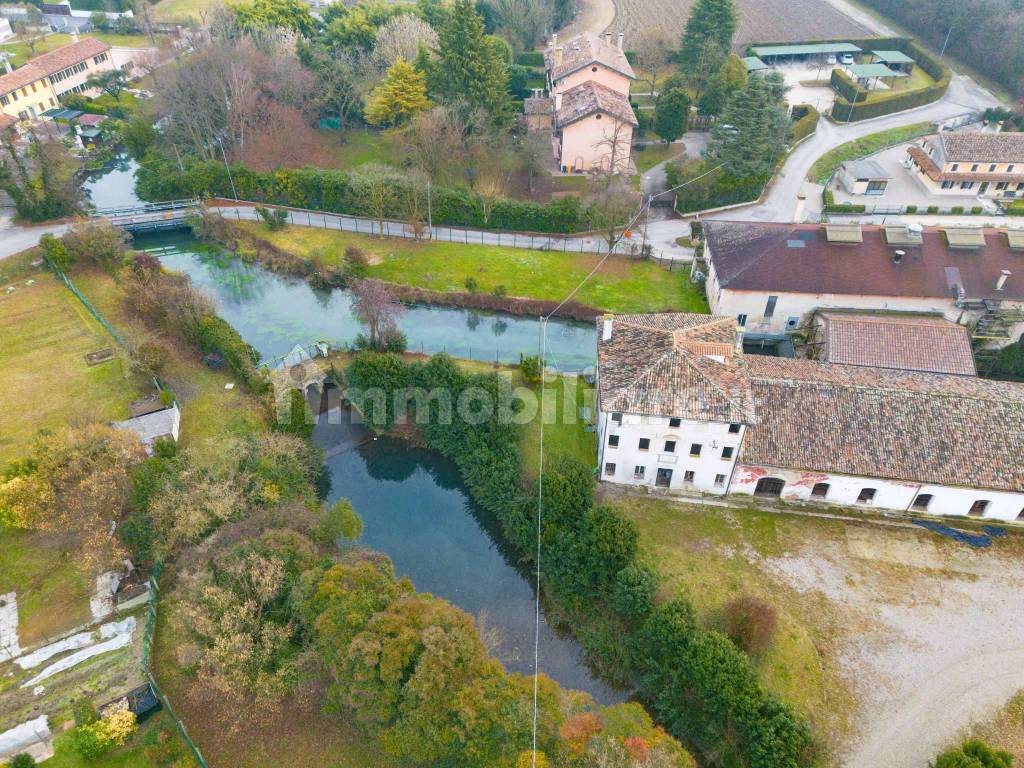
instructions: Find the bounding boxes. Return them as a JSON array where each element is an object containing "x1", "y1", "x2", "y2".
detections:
[
  {"x1": 610, "y1": 563, "x2": 658, "y2": 619},
  {"x1": 465, "y1": 276, "x2": 479, "y2": 293},
  {"x1": 9, "y1": 753, "x2": 36, "y2": 767},
  {"x1": 790, "y1": 104, "x2": 820, "y2": 144},
  {"x1": 906, "y1": 205, "x2": 917, "y2": 213},
  {"x1": 493, "y1": 284, "x2": 507, "y2": 297},
  {"x1": 951, "y1": 206, "x2": 965, "y2": 214},
  {"x1": 971, "y1": 206, "x2": 983, "y2": 214},
  {"x1": 39, "y1": 234, "x2": 74, "y2": 271},
  {"x1": 1007, "y1": 200, "x2": 1024, "y2": 216},
  {"x1": 520, "y1": 354, "x2": 542, "y2": 383},
  {"x1": 723, "y1": 594, "x2": 778, "y2": 655},
  {"x1": 255, "y1": 205, "x2": 289, "y2": 231},
  {"x1": 70, "y1": 722, "x2": 114, "y2": 759},
  {"x1": 927, "y1": 205, "x2": 939, "y2": 214},
  {"x1": 73, "y1": 698, "x2": 99, "y2": 727},
  {"x1": 344, "y1": 245, "x2": 369, "y2": 277},
  {"x1": 933, "y1": 739, "x2": 1013, "y2": 768}
]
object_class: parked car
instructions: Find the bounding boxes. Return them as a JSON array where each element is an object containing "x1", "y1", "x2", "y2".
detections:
[
  {"x1": 826, "y1": 54, "x2": 838, "y2": 65},
  {"x1": 840, "y1": 53, "x2": 855, "y2": 65}
]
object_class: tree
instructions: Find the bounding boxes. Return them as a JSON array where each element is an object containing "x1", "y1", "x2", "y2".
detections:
[
  {"x1": 630, "y1": 31, "x2": 673, "y2": 98},
  {"x1": 302, "y1": 45, "x2": 374, "y2": 132},
  {"x1": 430, "y1": 0, "x2": 511, "y2": 127},
  {"x1": 585, "y1": 174, "x2": 640, "y2": 256},
  {"x1": 710, "y1": 73, "x2": 790, "y2": 178},
  {"x1": 351, "y1": 280, "x2": 406, "y2": 350},
  {"x1": 61, "y1": 219, "x2": 132, "y2": 273},
  {"x1": 89, "y1": 10, "x2": 110, "y2": 30},
  {"x1": 719, "y1": 52, "x2": 748, "y2": 90},
  {"x1": 372, "y1": 13, "x2": 438, "y2": 68},
  {"x1": 14, "y1": 7, "x2": 45, "y2": 57},
  {"x1": 230, "y1": 0, "x2": 317, "y2": 36},
  {"x1": 678, "y1": 0, "x2": 738, "y2": 74},
  {"x1": 933, "y1": 740, "x2": 1013, "y2": 768},
  {"x1": 654, "y1": 87, "x2": 691, "y2": 142},
  {"x1": 365, "y1": 58, "x2": 431, "y2": 126},
  {"x1": 0, "y1": 128, "x2": 80, "y2": 221},
  {"x1": 318, "y1": 498, "x2": 364, "y2": 545},
  {"x1": 484, "y1": 0, "x2": 550, "y2": 49},
  {"x1": 85, "y1": 68, "x2": 128, "y2": 101}
]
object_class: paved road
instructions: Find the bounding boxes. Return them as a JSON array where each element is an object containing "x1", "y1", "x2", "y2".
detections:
[
  {"x1": 704, "y1": 74, "x2": 1000, "y2": 223},
  {"x1": 0, "y1": 213, "x2": 68, "y2": 261}
]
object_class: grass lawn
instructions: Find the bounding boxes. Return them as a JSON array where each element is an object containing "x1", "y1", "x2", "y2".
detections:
[
  {"x1": 151, "y1": 0, "x2": 250, "y2": 22},
  {"x1": 519, "y1": 374, "x2": 597, "y2": 483},
  {"x1": 633, "y1": 142, "x2": 686, "y2": 174},
  {"x1": 0, "y1": 33, "x2": 151, "y2": 67},
  {"x1": 316, "y1": 128, "x2": 398, "y2": 170},
  {"x1": 807, "y1": 121, "x2": 933, "y2": 183},
  {"x1": 550, "y1": 174, "x2": 589, "y2": 194},
  {"x1": 0, "y1": 254, "x2": 141, "y2": 472},
  {"x1": 615, "y1": 496, "x2": 853, "y2": 752},
  {"x1": 47, "y1": 712, "x2": 199, "y2": 768},
  {"x1": 238, "y1": 222, "x2": 709, "y2": 314}
]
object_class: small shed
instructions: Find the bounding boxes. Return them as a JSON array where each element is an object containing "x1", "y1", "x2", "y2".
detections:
[
  {"x1": 871, "y1": 49, "x2": 915, "y2": 75},
  {"x1": 837, "y1": 158, "x2": 891, "y2": 195},
  {"x1": 848, "y1": 62, "x2": 908, "y2": 89},
  {"x1": 111, "y1": 403, "x2": 180, "y2": 455},
  {"x1": 742, "y1": 56, "x2": 768, "y2": 73}
]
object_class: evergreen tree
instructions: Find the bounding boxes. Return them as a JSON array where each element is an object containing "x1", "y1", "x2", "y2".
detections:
[
  {"x1": 709, "y1": 73, "x2": 791, "y2": 178},
  {"x1": 429, "y1": 0, "x2": 511, "y2": 127},
  {"x1": 654, "y1": 87, "x2": 691, "y2": 142},
  {"x1": 365, "y1": 58, "x2": 431, "y2": 126},
  {"x1": 678, "y1": 0, "x2": 738, "y2": 74}
]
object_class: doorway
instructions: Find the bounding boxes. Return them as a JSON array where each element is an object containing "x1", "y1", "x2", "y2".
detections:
[
  {"x1": 655, "y1": 468, "x2": 673, "y2": 488},
  {"x1": 754, "y1": 477, "x2": 785, "y2": 497}
]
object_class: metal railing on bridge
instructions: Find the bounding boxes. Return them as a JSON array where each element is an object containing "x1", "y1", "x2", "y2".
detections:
[{"x1": 91, "y1": 198, "x2": 200, "y2": 232}]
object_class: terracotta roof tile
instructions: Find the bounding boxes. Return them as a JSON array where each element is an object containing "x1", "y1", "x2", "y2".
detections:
[
  {"x1": 741, "y1": 356, "x2": 1024, "y2": 492},
  {"x1": 938, "y1": 131, "x2": 1024, "y2": 164},
  {"x1": 0, "y1": 38, "x2": 110, "y2": 96},
  {"x1": 704, "y1": 221, "x2": 1024, "y2": 301},
  {"x1": 909, "y1": 145, "x2": 1024, "y2": 183},
  {"x1": 816, "y1": 311, "x2": 977, "y2": 376},
  {"x1": 555, "y1": 81, "x2": 637, "y2": 128},
  {"x1": 545, "y1": 32, "x2": 635, "y2": 82},
  {"x1": 597, "y1": 314, "x2": 757, "y2": 424}
]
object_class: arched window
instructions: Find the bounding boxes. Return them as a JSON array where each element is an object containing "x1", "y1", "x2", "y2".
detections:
[
  {"x1": 754, "y1": 477, "x2": 785, "y2": 497},
  {"x1": 968, "y1": 500, "x2": 990, "y2": 516},
  {"x1": 811, "y1": 482, "x2": 830, "y2": 498},
  {"x1": 912, "y1": 494, "x2": 932, "y2": 510}
]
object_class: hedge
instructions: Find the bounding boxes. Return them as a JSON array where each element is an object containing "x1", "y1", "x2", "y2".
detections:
[
  {"x1": 1006, "y1": 201, "x2": 1024, "y2": 216},
  {"x1": 516, "y1": 50, "x2": 544, "y2": 67},
  {"x1": 666, "y1": 163, "x2": 767, "y2": 214},
  {"x1": 790, "y1": 104, "x2": 820, "y2": 144},
  {"x1": 136, "y1": 159, "x2": 592, "y2": 234}
]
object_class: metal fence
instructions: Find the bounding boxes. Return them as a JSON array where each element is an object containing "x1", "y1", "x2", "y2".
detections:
[
  {"x1": 43, "y1": 254, "x2": 131, "y2": 351},
  {"x1": 142, "y1": 567, "x2": 210, "y2": 768}
]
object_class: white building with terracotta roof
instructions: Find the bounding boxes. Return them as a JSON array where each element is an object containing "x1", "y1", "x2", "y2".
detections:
[
  {"x1": 0, "y1": 37, "x2": 114, "y2": 123},
  {"x1": 907, "y1": 132, "x2": 1024, "y2": 198},
  {"x1": 530, "y1": 31, "x2": 637, "y2": 173},
  {"x1": 596, "y1": 312, "x2": 1024, "y2": 522}
]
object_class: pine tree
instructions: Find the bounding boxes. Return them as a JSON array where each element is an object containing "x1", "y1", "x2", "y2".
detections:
[
  {"x1": 365, "y1": 59, "x2": 431, "y2": 127},
  {"x1": 678, "y1": 0, "x2": 738, "y2": 74},
  {"x1": 654, "y1": 87, "x2": 691, "y2": 142},
  {"x1": 429, "y1": 0, "x2": 511, "y2": 127},
  {"x1": 709, "y1": 73, "x2": 791, "y2": 178}
]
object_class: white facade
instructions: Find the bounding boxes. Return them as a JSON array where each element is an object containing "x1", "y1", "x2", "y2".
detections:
[
  {"x1": 728, "y1": 463, "x2": 1024, "y2": 522},
  {"x1": 597, "y1": 410, "x2": 745, "y2": 494}
]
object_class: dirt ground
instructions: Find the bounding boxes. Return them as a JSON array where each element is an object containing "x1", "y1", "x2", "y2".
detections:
[{"x1": 762, "y1": 518, "x2": 1024, "y2": 768}]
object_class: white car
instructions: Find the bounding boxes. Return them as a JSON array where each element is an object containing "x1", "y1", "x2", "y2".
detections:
[
  {"x1": 840, "y1": 53, "x2": 855, "y2": 65},
  {"x1": 826, "y1": 54, "x2": 838, "y2": 65}
]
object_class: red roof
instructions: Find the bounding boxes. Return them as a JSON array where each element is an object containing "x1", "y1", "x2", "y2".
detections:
[
  {"x1": 0, "y1": 38, "x2": 110, "y2": 96},
  {"x1": 705, "y1": 221, "x2": 1024, "y2": 302}
]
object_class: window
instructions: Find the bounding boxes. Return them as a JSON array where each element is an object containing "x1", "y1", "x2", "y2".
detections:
[
  {"x1": 997, "y1": 182, "x2": 1009, "y2": 190},
  {"x1": 591, "y1": 65, "x2": 598, "y2": 71},
  {"x1": 0, "y1": 95, "x2": 7, "y2": 106},
  {"x1": 811, "y1": 482, "x2": 830, "y2": 498},
  {"x1": 689, "y1": 443, "x2": 702, "y2": 457},
  {"x1": 912, "y1": 494, "x2": 932, "y2": 510},
  {"x1": 969, "y1": 164, "x2": 978, "y2": 172},
  {"x1": 764, "y1": 296, "x2": 778, "y2": 319},
  {"x1": 595, "y1": 114, "x2": 602, "y2": 120},
  {"x1": 683, "y1": 470, "x2": 695, "y2": 484},
  {"x1": 968, "y1": 499, "x2": 990, "y2": 516},
  {"x1": 669, "y1": 418, "x2": 681, "y2": 428},
  {"x1": 714, "y1": 474, "x2": 726, "y2": 487},
  {"x1": 721, "y1": 446, "x2": 734, "y2": 460},
  {"x1": 728, "y1": 423, "x2": 741, "y2": 434},
  {"x1": 30, "y1": 83, "x2": 36, "y2": 93},
  {"x1": 989, "y1": 164, "x2": 997, "y2": 172},
  {"x1": 951, "y1": 163, "x2": 959, "y2": 171},
  {"x1": 857, "y1": 488, "x2": 876, "y2": 504},
  {"x1": 941, "y1": 180, "x2": 955, "y2": 189},
  {"x1": 611, "y1": 412, "x2": 622, "y2": 424},
  {"x1": 664, "y1": 440, "x2": 676, "y2": 453},
  {"x1": 633, "y1": 465, "x2": 645, "y2": 480},
  {"x1": 737, "y1": 313, "x2": 747, "y2": 327},
  {"x1": 1009, "y1": 164, "x2": 1016, "y2": 172},
  {"x1": 754, "y1": 477, "x2": 784, "y2": 497},
  {"x1": 638, "y1": 438, "x2": 650, "y2": 451},
  {"x1": 960, "y1": 181, "x2": 974, "y2": 190},
  {"x1": 608, "y1": 434, "x2": 619, "y2": 447},
  {"x1": 604, "y1": 462, "x2": 616, "y2": 476}
]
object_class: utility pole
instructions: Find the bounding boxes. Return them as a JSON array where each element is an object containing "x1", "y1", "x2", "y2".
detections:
[
  {"x1": 216, "y1": 136, "x2": 238, "y2": 200},
  {"x1": 426, "y1": 178, "x2": 432, "y2": 240},
  {"x1": 940, "y1": 25, "x2": 954, "y2": 57}
]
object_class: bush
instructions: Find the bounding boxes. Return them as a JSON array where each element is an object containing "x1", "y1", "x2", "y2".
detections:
[
  {"x1": 465, "y1": 276, "x2": 478, "y2": 292},
  {"x1": 906, "y1": 205, "x2": 917, "y2": 213},
  {"x1": 256, "y1": 205, "x2": 289, "y2": 231},
  {"x1": 933, "y1": 739, "x2": 1013, "y2": 768},
  {"x1": 520, "y1": 354, "x2": 542, "y2": 383},
  {"x1": 667, "y1": 162, "x2": 767, "y2": 214},
  {"x1": 610, "y1": 563, "x2": 658, "y2": 619},
  {"x1": 344, "y1": 245, "x2": 369, "y2": 277},
  {"x1": 971, "y1": 206, "x2": 983, "y2": 214},
  {"x1": 8, "y1": 753, "x2": 36, "y2": 767},
  {"x1": 1008, "y1": 200, "x2": 1024, "y2": 216},
  {"x1": 951, "y1": 206, "x2": 965, "y2": 214},
  {"x1": 493, "y1": 284, "x2": 507, "y2": 297},
  {"x1": 723, "y1": 595, "x2": 778, "y2": 655},
  {"x1": 927, "y1": 205, "x2": 939, "y2": 214}
]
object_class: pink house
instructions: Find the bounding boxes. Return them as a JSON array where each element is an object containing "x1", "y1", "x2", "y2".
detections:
[{"x1": 527, "y1": 32, "x2": 637, "y2": 174}]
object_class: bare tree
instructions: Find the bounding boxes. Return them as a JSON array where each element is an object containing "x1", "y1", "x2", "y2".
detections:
[
  {"x1": 372, "y1": 15, "x2": 437, "y2": 69},
  {"x1": 590, "y1": 118, "x2": 634, "y2": 177},
  {"x1": 474, "y1": 166, "x2": 509, "y2": 225},
  {"x1": 355, "y1": 164, "x2": 399, "y2": 236},
  {"x1": 585, "y1": 175, "x2": 641, "y2": 256},
  {"x1": 630, "y1": 31, "x2": 673, "y2": 98},
  {"x1": 486, "y1": 0, "x2": 551, "y2": 49},
  {"x1": 351, "y1": 281, "x2": 406, "y2": 350},
  {"x1": 519, "y1": 131, "x2": 551, "y2": 194}
]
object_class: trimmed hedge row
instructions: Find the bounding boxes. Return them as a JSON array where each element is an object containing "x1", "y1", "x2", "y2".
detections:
[
  {"x1": 136, "y1": 159, "x2": 592, "y2": 234},
  {"x1": 791, "y1": 104, "x2": 820, "y2": 143},
  {"x1": 666, "y1": 163, "x2": 768, "y2": 213}
]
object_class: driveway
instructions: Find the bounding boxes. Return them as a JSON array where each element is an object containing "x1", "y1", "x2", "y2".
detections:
[{"x1": 705, "y1": 74, "x2": 1000, "y2": 223}]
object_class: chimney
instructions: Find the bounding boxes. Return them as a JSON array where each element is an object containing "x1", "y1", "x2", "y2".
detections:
[
  {"x1": 554, "y1": 92, "x2": 562, "y2": 111},
  {"x1": 617, "y1": 32, "x2": 624, "y2": 50},
  {"x1": 2, "y1": 57, "x2": 11, "y2": 75},
  {"x1": 892, "y1": 249, "x2": 905, "y2": 264},
  {"x1": 554, "y1": 45, "x2": 563, "y2": 66},
  {"x1": 997, "y1": 269, "x2": 1011, "y2": 291},
  {"x1": 602, "y1": 314, "x2": 613, "y2": 342},
  {"x1": 552, "y1": 32, "x2": 558, "y2": 48}
]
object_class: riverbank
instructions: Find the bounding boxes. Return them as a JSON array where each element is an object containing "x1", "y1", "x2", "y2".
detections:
[{"x1": 224, "y1": 220, "x2": 707, "y2": 317}]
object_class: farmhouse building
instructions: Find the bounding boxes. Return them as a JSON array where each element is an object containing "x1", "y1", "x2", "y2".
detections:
[
  {"x1": 702, "y1": 221, "x2": 1024, "y2": 349},
  {"x1": 0, "y1": 38, "x2": 114, "y2": 123},
  {"x1": 529, "y1": 32, "x2": 637, "y2": 174},
  {"x1": 907, "y1": 132, "x2": 1024, "y2": 198},
  {"x1": 596, "y1": 312, "x2": 1024, "y2": 521}
]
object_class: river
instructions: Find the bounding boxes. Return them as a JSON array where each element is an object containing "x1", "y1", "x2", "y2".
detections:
[{"x1": 128, "y1": 230, "x2": 619, "y2": 703}]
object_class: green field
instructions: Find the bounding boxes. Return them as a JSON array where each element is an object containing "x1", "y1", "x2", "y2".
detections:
[
  {"x1": 519, "y1": 375, "x2": 597, "y2": 482},
  {"x1": 0, "y1": 33, "x2": 151, "y2": 67},
  {"x1": 239, "y1": 222, "x2": 709, "y2": 315},
  {"x1": 317, "y1": 128, "x2": 399, "y2": 170},
  {"x1": 151, "y1": 0, "x2": 250, "y2": 22},
  {"x1": 634, "y1": 142, "x2": 687, "y2": 174},
  {"x1": 807, "y1": 121, "x2": 933, "y2": 183},
  {"x1": 0, "y1": 255, "x2": 140, "y2": 471}
]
